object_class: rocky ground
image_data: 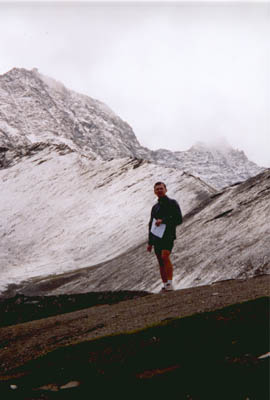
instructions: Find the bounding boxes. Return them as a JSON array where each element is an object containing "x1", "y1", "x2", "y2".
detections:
[{"x1": 0, "y1": 274, "x2": 269, "y2": 399}]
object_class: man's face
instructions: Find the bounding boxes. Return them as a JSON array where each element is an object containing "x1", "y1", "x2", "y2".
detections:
[{"x1": 154, "y1": 184, "x2": 167, "y2": 198}]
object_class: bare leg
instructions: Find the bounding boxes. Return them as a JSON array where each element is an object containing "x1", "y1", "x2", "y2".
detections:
[
  {"x1": 161, "y1": 250, "x2": 173, "y2": 281},
  {"x1": 156, "y1": 254, "x2": 168, "y2": 283}
]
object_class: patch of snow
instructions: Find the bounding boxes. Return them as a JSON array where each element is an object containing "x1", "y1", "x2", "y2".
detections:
[
  {"x1": 0, "y1": 149, "x2": 214, "y2": 294},
  {"x1": 38, "y1": 71, "x2": 67, "y2": 94},
  {"x1": 0, "y1": 121, "x2": 20, "y2": 138}
]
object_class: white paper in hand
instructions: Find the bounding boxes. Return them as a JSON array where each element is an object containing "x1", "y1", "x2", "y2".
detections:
[{"x1": 151, "y1": 218, "x2": 166, "y2": 239}]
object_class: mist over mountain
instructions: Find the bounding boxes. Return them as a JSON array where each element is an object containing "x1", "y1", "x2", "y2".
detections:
[
  {"x1": 0, "y1": 68, "x2": 264, "y2": 190},
  {"x1": 0, "y1": 67, "x2": 269, "y2": 297},
  {"x1": 152, "y1": 141, "x2": 264, "y2": 190}
]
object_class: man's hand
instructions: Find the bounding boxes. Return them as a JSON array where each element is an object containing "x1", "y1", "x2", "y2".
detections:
[
  {"x1": 155, "y1": 219, "x2": 163, "y2": 226},
  {"x1": 147, "y1": 244, "x2": 152, "y2": 252}
]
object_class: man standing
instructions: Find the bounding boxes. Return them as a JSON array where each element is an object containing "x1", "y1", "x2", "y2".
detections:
[{"x1": 147, "y1": 182, "x2": 182, "y2": 292}]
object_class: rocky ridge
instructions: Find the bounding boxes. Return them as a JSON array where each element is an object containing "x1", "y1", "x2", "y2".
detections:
[
  {"x1": 0, "y1": 68, "x2": 265, "y2": 189},
  {"x1": 152, "y1": 141, "x2": 264, "y2": 190}
]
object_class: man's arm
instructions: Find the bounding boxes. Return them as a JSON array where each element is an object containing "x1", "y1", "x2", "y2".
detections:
[
  {"x1": 148, "y1": 207, "x2": 155, "y2": 246},
  {"x1": 172, "y1": 199, "x2": 182, "y2": 226}
]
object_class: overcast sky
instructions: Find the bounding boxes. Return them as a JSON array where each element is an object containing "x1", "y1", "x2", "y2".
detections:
[{"x1": 0, "y1": 1, "x2": 269, "y2": 166}]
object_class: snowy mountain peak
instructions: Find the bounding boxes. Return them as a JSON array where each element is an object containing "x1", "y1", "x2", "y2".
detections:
[
  {"x1": 0, "y1": 67, "x2": 145, "y2": 160},
  {"x1": 0, "y1": 68, "x2": 265, "y2": 189},
  {"x1": 152, "y1": 147, "x2": 264, "y2": 190}
]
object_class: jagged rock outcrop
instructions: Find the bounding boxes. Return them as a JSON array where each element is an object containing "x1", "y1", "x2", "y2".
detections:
[{"x1": 0, "y1": 68, "x2": 265, "y2": 189}]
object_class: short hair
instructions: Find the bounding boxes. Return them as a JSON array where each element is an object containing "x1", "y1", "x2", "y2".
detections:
[{"x1": 154, "y1": 181, "x2": 167, "y2": 189}]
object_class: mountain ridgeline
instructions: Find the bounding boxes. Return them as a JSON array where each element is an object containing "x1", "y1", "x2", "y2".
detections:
[{"x1": 0, "y1": 67, "x2": 264, "y2": 190}]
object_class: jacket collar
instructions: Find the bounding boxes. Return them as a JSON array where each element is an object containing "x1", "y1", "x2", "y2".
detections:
[{"x1": 158, "y1": 195, "x2": 169, "y2": 203}]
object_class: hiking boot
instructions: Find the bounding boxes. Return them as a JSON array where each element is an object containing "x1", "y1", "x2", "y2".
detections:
[{"x1": 165, "y1": 282, "x2": 174, "y2": 291}]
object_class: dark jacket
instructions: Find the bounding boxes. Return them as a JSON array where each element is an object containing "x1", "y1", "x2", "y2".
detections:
[{"x1": 148, "y1": 195, "x2": 182, "y2": 245}]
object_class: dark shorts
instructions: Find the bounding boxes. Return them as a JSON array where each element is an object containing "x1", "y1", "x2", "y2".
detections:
[{"x1": 153, "y1": 237, "x2": 175, "y2": 255}]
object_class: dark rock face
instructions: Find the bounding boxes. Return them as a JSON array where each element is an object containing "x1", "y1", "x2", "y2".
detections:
[
  {"x1": 0, "y1": 68, "x2": 264, "y2": 189},
  {"x1": 0, "y1": 142, "x2": 73, "y2": 169}
]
